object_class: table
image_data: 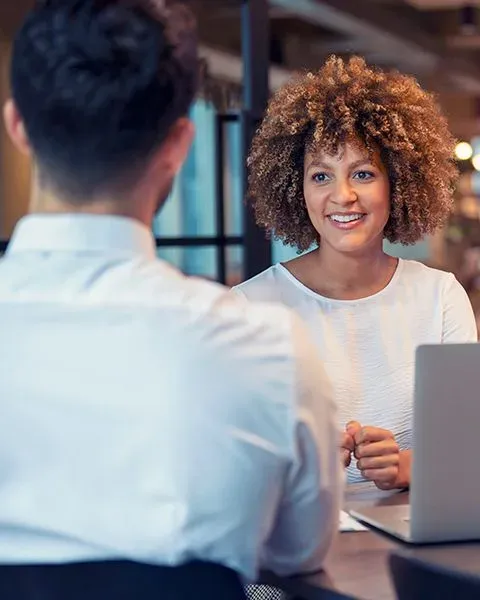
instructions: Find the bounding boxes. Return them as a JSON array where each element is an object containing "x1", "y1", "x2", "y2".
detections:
[
  {"x1": 309, "y1": 484, "x2": 405, "y2": 600},
  {"x1": 262, "y1": 483, "x2": 480, "y2": 600}
]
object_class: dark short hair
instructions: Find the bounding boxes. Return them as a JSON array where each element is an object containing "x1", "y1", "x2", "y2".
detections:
[{"x1": 10, "y1": 0, "x2": 199, "y2": 199}]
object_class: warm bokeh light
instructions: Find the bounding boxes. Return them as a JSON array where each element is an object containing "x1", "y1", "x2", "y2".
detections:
[
  {"x1": 472, "y1": 154, "x2": 480, "y2": 171},
  {"x1": 455, "y1": 141, "x2": 473, "y2": 161}
]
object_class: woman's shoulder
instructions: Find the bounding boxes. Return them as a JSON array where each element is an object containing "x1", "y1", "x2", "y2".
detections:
[
  {"x1": 395, "y1": 259, "x2": 473, "y2": 315},
  {"x1": 398, "y1": 261, "x2": 477, "y2": 342},
  {"x1": 398, "y1": 258, "x2": 455, "y2": 288}
]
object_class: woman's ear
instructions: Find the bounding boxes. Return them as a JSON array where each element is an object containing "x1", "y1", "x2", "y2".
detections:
[{"x1": 3, "y1": 99, "x2": 31, "y2": 156}]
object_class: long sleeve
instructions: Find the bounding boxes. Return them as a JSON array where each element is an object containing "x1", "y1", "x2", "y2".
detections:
[{"x1": 261, "y1": 313, "x2": 343, "y2": 576}]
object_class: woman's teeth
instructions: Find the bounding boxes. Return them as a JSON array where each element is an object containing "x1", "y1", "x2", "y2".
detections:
[{"x1": 328, "y1": 214, "x2": 365, "y2": 223}]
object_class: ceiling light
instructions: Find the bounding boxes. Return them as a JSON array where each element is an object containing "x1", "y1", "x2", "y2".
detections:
[
  {"x1": 472, "y1": 154, "x2": 480, "y2": 171},
  {"x1": 455, "y1": 141, "x2": 473, "y2": 160}
]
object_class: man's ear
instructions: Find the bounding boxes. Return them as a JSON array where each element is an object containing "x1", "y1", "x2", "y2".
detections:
[
  {"x1": 155, "y1": 117, "x2": 194, "y2": 178},
  {"x1": 3, "y1": 99, "x2": 30, "y2": 156}
]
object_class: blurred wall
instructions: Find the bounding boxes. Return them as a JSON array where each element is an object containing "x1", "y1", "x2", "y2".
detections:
[{"x1": 0, "y1": 1, "x2": 33, "y2": 238}]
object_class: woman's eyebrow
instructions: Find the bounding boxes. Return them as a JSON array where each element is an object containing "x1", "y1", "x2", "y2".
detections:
[{"x1": 306, "y1": 158, "x2": 374, "y2": 170}]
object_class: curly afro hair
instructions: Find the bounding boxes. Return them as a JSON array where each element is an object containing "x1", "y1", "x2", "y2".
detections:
[{"x1": 248, "y1": 55, "x2": 458, "y2": 251}]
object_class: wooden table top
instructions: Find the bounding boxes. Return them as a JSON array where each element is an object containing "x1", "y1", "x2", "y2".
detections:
[
  {"x1": 267, "y1": 483, "x2": 480, "y2": 600},
  {"x1": 303, "y1": 484, "x2": 404, "y2": 600}
]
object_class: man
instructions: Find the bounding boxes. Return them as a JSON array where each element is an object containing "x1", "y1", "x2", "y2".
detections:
[{"x1": 0, "y1": 0, "x2": 341, "y2": 584}]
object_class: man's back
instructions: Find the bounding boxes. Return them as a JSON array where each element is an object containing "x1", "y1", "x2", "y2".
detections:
[{"x1": 0, "y1": 214, "x2": 340, "y2": 581}]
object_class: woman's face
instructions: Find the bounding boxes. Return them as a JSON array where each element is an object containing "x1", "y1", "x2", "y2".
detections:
[{"x1": 303, "y1": 141, "x2": 390, "y2": 255}]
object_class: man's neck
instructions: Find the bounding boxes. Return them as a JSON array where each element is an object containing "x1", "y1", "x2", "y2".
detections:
[{"x1": 29, "y1": 186, "x2": 152, "y2": 228}]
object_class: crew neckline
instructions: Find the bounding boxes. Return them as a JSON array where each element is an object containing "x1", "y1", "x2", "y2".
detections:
[{"x1": 276, "y1": 257, "x2": 404, "y2": 304}]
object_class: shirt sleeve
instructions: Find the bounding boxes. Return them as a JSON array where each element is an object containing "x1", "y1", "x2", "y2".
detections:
[
  {"x1": 261, "y1": 312, "x2": 343, "y2": 576},
  {"x1": 442, "y1": 274, "x2": 478, "y2": 343}
]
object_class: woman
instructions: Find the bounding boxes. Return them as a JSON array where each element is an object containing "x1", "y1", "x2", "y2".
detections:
[{"x1": 234, "y1": 55, "x2": 477, "y2": 489}]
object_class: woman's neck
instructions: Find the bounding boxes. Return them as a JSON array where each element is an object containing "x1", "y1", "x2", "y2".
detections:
[{"x1": 287, "y1": 245, "x2": 398, "y2": 301}]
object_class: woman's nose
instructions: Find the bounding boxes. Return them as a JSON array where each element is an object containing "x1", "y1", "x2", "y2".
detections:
[{"x1": 334, "y1": 181, "x2": 357, "y2": 205}]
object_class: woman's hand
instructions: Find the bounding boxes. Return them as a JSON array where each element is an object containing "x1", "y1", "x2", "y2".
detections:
[{"x1": 353, "y1": 426, "x2": 411, "y2": 490}]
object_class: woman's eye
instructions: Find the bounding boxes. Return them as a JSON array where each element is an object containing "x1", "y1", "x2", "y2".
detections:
[
  {"x1": 312, "y1": 172, "x2": 329, "y2": 183},
  {"x1": 353, "y1": 170, "x2": 374, "y2": 181}
]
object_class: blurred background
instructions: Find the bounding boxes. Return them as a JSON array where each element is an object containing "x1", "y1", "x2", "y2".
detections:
[{"x1": 2, "y1": 0, "x2": 480, "y2": 328}]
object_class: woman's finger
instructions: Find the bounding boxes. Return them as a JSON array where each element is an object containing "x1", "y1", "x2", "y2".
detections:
[
  {"x1": 354, "y1": 426, "x2": 395, "y2": 445},
  {"x1": 355, "y1": 439, "x2": 399, "y2": 459},
  {"x1": 340, "y1": 432, "x2": 355, "y2": 452},
  {"x1": 357, "y1": 453, "x2": 399, "y2": 471},
  {"x1": 361, "y1": 466, "x2": 398, "y2": 483}
]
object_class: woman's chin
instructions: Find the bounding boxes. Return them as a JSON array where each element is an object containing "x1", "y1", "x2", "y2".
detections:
[
  {"x1": 328, "y1": 238, "x2": 376, "y2": 255},
  {"x1": 320, "y1": 229, "x2": 384, "y2": 256}
]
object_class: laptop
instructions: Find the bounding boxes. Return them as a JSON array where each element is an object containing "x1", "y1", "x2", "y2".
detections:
[{"x1": 350, "y1": 343, "x2": 480, "y2": 543}]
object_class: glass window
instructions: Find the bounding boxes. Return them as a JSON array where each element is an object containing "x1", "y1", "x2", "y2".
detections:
[
  {"x1": 156, "y1": 246, "x2": 217, "y2": 280},
  {"x1": 272, "y1": 239, "x2": 301, "y2": 264},
  {"x1": 224, "y1": 118, "x2": 243, "y2": 236}
]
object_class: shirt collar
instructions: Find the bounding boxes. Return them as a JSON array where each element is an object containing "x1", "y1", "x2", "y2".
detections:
[{"x1": 6, "y1": 214, "x2": 157, "y2": 259}]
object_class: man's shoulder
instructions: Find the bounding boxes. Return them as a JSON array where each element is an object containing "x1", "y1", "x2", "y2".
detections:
[
  {"x1": 112, "y1": 258, "x2": 298, "y2": 351},
  {"x1": 138, "y1": 263, "x2": 308, "y2": 408},
  {"x1": 126, "y1": 258, "x2": 283, "y2": 309}
]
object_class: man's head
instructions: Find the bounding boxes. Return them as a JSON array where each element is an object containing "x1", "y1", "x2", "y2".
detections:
[{"x1": 4, "y1": 0, "x2": 198, "y2": 221}]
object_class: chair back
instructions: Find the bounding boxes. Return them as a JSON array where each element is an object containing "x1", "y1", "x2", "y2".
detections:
[
  {"x1": 0, "y1": 559, "x2": 247, "y2": 600},
  {"x1": 389, "y1": 551, "x2": 480, "y2": 600}
]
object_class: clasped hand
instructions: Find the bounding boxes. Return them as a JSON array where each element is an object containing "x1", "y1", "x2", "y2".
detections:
[{"x1": 340, "y1": 421, "x2": 408, "y2": 490}]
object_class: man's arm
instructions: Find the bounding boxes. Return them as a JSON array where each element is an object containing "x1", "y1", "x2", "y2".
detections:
[{"x1": 262, "y1": 313, "x2": 343, "y2": 576}]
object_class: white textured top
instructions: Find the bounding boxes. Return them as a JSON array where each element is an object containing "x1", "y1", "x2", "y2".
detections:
[
  {"x1": 234, "y1": 259, "x2": 478, "y2": 483},
  {"x1": 0, "y1": 214, "x2": 341, "y2": 581}
]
